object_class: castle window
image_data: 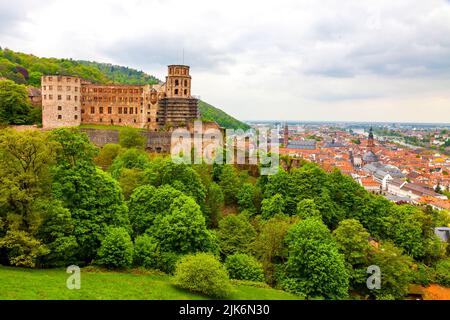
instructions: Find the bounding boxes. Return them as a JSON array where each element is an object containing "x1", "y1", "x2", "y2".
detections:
[
  {"x1": 174, "y1": 89, "x2": 179, "y2": 95},
  {"x1": 147, "y1": 118, "x2": 151, "y2": 122},
  {"x1": 184, "y1": 80, "x2": 188, "y2": 86},
  {"x1": 49, "y1": 85, "x2": 53, "y2": 90},
  {"x1": 58, "y1": 95, "x2": 62, "y2": 100},
  {"x1": 184, "y1": 89, "x2": 187, "y2": 95},
  {"x1": 48, "y1": 76, "x2": 53, "y2": 81},
  {"x1": 66, "y1": 77, "x2": 71, "y2": 82},
  {"x1": 119, "y1": 118, "x2": 122, "y2": 123},
  {"x1": 43, "y1": 86, "x2": 46, "y2": 90},
  {"x1": 91, "y1": 107, "x2": 95, "y2": 114},
  {"x1": 119, "y1": 107, "x2": 122, "y2": 114},
  {"x1": 100, "y1": 118, "x2": 103, "y2": 122},
  {"x1": 75, "y1": 87, "x2": 78, "y2": 92},
  {"x1": 58, "y1": 106, "x2": 62, "y2": 111},
  {"x1": 81, "y1": 109, "x2": 85, "y2": 114},
  {"x1": 57, "y1": 86, "x2": 62, "y2": 91},
  {"x1": 111, "y1": 119, "x2": 114, "y2": 124},
  {"x1": 108, "y1": 107, "x2": 112, "y2": 114},
  {"x1": 135, "y1": 107, "x2": 138, "y2": 114},
  {"x1": 44, "y1": 95, "x2": 46, "y2": 100},
  {"x1": 175, "y1": 79, "x2": 179, "y2": 86},
  {"x1": 58, "y1": 115, "x2": 62, "y2": 119},
  {"x1": 57, "y1": 76, "x2": 61, "y2": 82},
  {"x1": 130, "y1": 108, "x2": 133, "y2": 114},
  {"x1": 67, "y1": 95, "x2": 71, "y2": 100},
  {"x1": 124, "y1": 108, "x2": 128, "y2": 114},
  {"x1": 49, "y1": 95, "x2": 53, "y2": 100},
  {"x1": 74, "y1": 115, "x2": 78, "y2": 120},
  {"x1": 99, "y1": 107, "x2": 104, "y2": 114},
  {"x1": 67, "y1": 86, "x2": 71, "y2": 91},
  {"x1": 75, "y1": 78, "x2": 78, "y2": 83},
  {"x1": 74, "y1": 96, "x2": 78, "y2": 101},
  {"x1": 134, "y1": 119, "x2": 136, "y2": 123},
  {"x1": 74, "y1": 106, "x2": 78, "y2": 111}
]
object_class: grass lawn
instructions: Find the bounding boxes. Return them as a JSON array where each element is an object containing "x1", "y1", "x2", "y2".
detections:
[{"x1": 0, "y1": 266, "x2": 300, "y2": 300}]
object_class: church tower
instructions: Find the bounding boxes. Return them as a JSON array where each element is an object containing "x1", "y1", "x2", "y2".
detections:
[
  {"x1": 367, "y1": 126, "x2": 375, "y2": 149},
  {"x1": 283, "y1": 123, "x2": 289, "y2": 146}
]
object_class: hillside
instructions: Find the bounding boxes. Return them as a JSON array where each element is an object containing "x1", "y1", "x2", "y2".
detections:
[
  {"x1": 0, "y1": 47, "x2": 249, "y2": 129},
  {"x1": 198, "y1": 100, "x2": 250, "y2": 130}
]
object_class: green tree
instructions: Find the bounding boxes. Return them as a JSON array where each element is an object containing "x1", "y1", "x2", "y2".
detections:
[
  {"x1": 251, "y1": 215, "x2": 298, "y2": 284},
  {"x1": 118, "y1": 168, "x2": 146, "y2": 199},
  {"x1": 225, "y1": 253, "x2": 265, "y2": 282},
  {"x1": 333, "y1": 219, "x2": 371, "y2": 290},
  {"x1": 50, "y1": 129, "x2": 128, "y2": 263},
  {"x1": 205, "y1": 182, "x2": 224, "y2": 228},
  {"x1": 0, "y1": 80, "x2": 32, "y2": 124},
  {"x1": 261, "y1": 194, "x2": 285, "y2": 219},
  {"x1": 296, "y1": 199, "x2": 321, "y2": 219},
  {"x1": 94, "y1": 143, "x2": 122, "y2": 170},
  {"x1": 119, "y1": 127, "x2": 145, "y2": 149},
  {"x1": 218, "y1": 164, "x2": 240, "y2": 205},
  {"x1": 237, "y1": 183, "x2": 257, "y2": 214},
  {"x1": 97, "y1": 227, "x2": 133, "y2": 269},
  {"x1": 127, "y1": 185, "x2": 183, "y2": 236},
  {"x1": 217, "y1": 214, "x2": 256, "y2": 256},
  {"x1": 147, "y1": 195, "x2": 218, "y2": 254},
  {"x1": 282, "y1": 218, "x2": 349, "y2": 299},
  {"x1": 145, "y1": 158, "x2": 207, "y2": 209},
  {"x1": 368, "y1": 242, "x2": 413, "y2": 299},
  {"x1": 34, "y1": 199, "x2": 78, "y2": 267},
  {"x1": 109, "y1": 148, "x2": 149, "y2": 179}
]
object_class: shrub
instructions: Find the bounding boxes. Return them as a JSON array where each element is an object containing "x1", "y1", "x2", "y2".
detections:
[
  {"x1": 133, "y1": 234, "x2": 160, "y2": 268},
  {"x1": 435, "y1": 258, "x2": 450, "y2": 286},
  {"x1": 97, "y1": 227, "x2": 133, "y2": 269},
  {"x1": 173, "y1": 252, "x2": 232, "y2": 298},
  {"x1": 133, "y1": 234, "x2": 181, "y2": 273},
  {"x1": 225, "y1": 254, "x2": 265, "y2": 282}
]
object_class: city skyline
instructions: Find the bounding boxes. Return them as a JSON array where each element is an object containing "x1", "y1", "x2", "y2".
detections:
[{"x1": 1, "y1": 0, "x2": 450, "y2": 123}]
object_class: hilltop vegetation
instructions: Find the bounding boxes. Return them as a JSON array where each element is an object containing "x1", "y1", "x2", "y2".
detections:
[
  {"x1": 0, "y1": 47, "x2": 249, "y2": 130},
  {"x1": 0, "y1": 47, "x2": 158, "y2": 86},
  {"x1": 198, "y1": 100, "x2": 250, "y2": 130}
]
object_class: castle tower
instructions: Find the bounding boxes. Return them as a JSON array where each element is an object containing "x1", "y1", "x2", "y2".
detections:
[
  {"x1": 368, "y1": 126, "x2": 375, "y2": 149},
  {"x1": 165, "y1": 65, "x2": 192, "y2": 98},
  {"x1": 41, "y1": 75, "x2": 82, "y2": 129},
  {"x1": 283, "y1": 123, "x2": 289, "y2": 146},
  {"x1": 157, "y1": 65, "x2": 198, "y2": 129}
]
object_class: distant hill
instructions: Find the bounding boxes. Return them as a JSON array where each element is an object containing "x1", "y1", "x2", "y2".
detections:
[{"x1": 0, "y1": 47, "x2": 249, "y2": 129}]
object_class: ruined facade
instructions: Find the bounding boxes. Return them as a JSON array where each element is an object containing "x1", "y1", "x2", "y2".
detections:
[{"x1": 41, "y1": 65, "x2": 199, "y2": 130}]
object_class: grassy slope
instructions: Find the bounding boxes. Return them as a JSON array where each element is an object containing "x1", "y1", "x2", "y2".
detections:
[{"x1": 0, "y1": 266, "x2": 300, "y2": 300}]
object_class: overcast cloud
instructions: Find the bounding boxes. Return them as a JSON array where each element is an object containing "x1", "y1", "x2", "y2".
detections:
[{"x1": 1, "y1": 0, "x2": 450, "y2": 122}]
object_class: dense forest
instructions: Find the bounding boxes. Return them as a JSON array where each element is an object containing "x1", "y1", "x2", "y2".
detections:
[
  {"x1": 0, "y1": 47, "x2": 249, "y2": 130},
  {"x1": 0, "y1": 127, "x2": 449, "y2": 299}
]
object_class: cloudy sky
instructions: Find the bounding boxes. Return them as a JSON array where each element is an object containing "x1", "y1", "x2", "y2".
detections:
[{"x1": 1, "y1": 0, "x2": 450, "y2": 123}]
